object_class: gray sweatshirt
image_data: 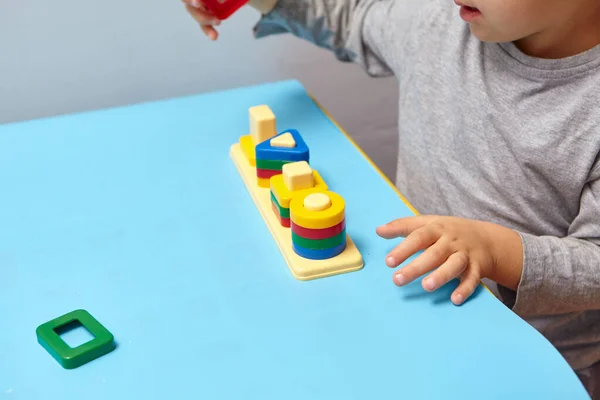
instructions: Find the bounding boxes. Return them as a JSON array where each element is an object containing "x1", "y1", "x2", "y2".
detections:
[{"x1": 252, "y1": 0, "x2": 600, "y2": 380}]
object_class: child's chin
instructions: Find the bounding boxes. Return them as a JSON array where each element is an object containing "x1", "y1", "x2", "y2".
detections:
[{"x1": 468, "y1": 25, "x2": 506, "y2": 43}]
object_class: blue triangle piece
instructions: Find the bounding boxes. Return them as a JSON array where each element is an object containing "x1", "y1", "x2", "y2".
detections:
[{"x1": 255, "y1": 129, "x2": 310, "y2": 162}]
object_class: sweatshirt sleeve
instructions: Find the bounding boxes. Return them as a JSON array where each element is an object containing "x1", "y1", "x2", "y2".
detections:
[
  {"x1": 510, "y1": 164, "x2": 600, "y2": 316},
  {"x1": 252, "y1": 0, "x2": 428, "y2": 77}
]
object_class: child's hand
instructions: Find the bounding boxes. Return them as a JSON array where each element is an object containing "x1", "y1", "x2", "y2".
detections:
[
  {"x1": 376, "y1": 215, "x2": 523, "y2": 305},
  {"x1": 182, "y1": 0, "x2": 222, "y2": 40}
]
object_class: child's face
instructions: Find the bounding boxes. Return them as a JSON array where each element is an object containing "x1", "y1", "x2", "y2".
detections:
[{"x1": 455, "y1": 0, "x2": 585, "y2": 43}]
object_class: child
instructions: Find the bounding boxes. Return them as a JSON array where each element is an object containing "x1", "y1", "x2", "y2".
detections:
[{"x1": 183, "y1": 0, "x2": 600, "y2": 395}]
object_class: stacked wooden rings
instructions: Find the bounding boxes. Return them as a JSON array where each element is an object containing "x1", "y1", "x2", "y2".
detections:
[{"x1": 290, "y1": 190, "x2": 346, "y2": 260}]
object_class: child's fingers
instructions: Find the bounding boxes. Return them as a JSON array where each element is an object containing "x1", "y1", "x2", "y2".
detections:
[
  {"x1": 451, "y1": 270, "x2": 481, "y2": 305},
  {"x1": 384, "y1": 225, "x2": 440, "y2": 268},
  {"x1": 420, "y1": 252, "x2": 468, "y2": 292},
  {"x1": 184, "y1": 4, "x2": 221, "y2": 39},
  {"x1": 184, "y1": 0, "x2": 208, "y2": 10},
  {"x1": 182, "y1": 0, "x2": 207, "y2": 10},
  {"x1": 202, "y1": 25, "x2": 219, "y2": 40},
  {"x1": 392, "y1": 239, "x2": 451, "y2": 286},
  {"x1": 185, "y1": 4, "x2": 221, "y2": 26},
  {"x1": 376, "y1": 215, "x2": 437, "y2": 239}
]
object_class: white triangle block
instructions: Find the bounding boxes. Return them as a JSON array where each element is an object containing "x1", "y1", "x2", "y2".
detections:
[{"x1": 270, "y1": 132, "x2": 296, "y2": 148}]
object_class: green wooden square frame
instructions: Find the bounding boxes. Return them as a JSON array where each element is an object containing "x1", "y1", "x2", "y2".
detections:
[{"x1": 36, "y1": 309, "x2": 115, "y2": 369}]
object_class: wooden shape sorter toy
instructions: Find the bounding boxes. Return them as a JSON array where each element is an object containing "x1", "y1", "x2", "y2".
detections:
[{"x1": 230, "y1": 105, "x2": 364, "y2": 280}]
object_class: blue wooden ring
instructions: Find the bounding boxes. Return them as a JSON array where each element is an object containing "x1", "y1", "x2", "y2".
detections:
[{"x1": 292, "y1": 241, "x2": 346, "y2": 260}]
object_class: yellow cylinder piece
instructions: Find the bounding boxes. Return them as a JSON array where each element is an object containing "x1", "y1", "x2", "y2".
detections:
[{"x1": 290, "y1": 190, "x2": 345, "y2": 229}]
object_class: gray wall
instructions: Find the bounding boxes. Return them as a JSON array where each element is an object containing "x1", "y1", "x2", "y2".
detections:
[{"x1": 0, "y1": 0, "x2": 398, "y2": 179}]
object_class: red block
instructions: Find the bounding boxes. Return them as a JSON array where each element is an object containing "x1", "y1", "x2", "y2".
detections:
[
  {"x1": 291, "y1": 219, "x2": 345, "y2": 240},
  {"x1": 271, "y1": 200, "x2": 290, "y2": 228},
  {"x1": 202, "y1": 0, "x2": 249, "y2": 19},
  {"x1": 257, "y1": 168, "x2": 281, "y2": 179}
]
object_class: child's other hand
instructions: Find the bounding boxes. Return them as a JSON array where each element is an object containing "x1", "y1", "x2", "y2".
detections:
[
  {"x1": 182, "y1": 0, "x2": 222, "y2": 40},
  {"x1": 376, "y1": 216, "x2": 523, "y2": 305}
]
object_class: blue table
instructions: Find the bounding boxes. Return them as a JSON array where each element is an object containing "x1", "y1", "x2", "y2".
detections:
[{"x1": 0, "y1": 80, "x2": 589, "y2": 399}]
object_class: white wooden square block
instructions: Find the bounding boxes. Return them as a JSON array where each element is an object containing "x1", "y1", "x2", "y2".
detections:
[
  {"x1": 283, "y1": 161, "x2": 314, "y2": 191},
  {"x1": 249, "y1": 105, "x2": 277, "y2": 144}
]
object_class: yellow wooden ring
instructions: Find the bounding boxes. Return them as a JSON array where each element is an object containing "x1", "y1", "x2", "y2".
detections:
[{"x1": 290, "y1": 190, "x2": 345, "y2": 229}]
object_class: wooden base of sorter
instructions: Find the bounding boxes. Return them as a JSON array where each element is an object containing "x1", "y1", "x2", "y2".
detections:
[{"x1": 230, "y1": 143, "x2": 364, "y2": 281}]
